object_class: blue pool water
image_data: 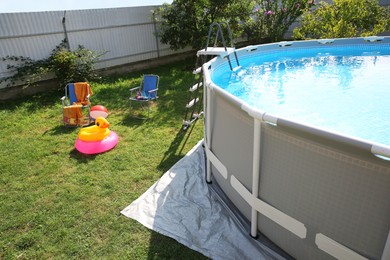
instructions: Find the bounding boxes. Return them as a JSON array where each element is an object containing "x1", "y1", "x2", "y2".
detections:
[{"x1": 212, "y1": 44, "x2": 390, "y2": 146}]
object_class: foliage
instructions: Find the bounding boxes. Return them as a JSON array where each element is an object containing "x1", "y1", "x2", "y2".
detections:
[
  {"x1": 245, "y1": 0, "x2": 315, "y2": 43},
  {"x1": 154, "y1": 0, "x2": 255, "y2": 50},
  {"x1": 293, "y1": 0, "x2": 390, "y2": 39},
  {"x1": 1, "y1": 40, "x2": 104, "y2": 88},
  {"x1": 50, "y1": 41, "x2": 104, "y2": 87},
  {"x1": 0, "y1": 55, "x2": 51, "y2": 87}
]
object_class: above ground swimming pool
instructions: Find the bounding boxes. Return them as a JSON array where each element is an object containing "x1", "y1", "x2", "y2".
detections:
[
  {"x1": 213, "y1": 43, "x2": 390, "y2": 147},
  {"x1": 201, "y1": 37, "x2": 390, "y2": 260}
]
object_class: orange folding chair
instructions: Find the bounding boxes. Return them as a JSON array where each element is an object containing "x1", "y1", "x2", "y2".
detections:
[{"x1": 61, "y1": 82, "x2": 93, "y2": 126}]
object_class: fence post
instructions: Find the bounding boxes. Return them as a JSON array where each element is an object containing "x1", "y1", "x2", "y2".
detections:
[
  {"x1": 62, "y1": 11, "x2": 70, "y2": 50},
  {"x1": 152, "y1": 11, "x2": 160, "y2": 58}
]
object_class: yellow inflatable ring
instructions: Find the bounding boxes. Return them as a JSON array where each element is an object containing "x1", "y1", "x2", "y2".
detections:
[{"x1": 78, "y1": 117, "x2": 111, "y2": 142}]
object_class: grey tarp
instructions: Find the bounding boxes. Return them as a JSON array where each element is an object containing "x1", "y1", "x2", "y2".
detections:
[{"x1": 121, "y1": 140, "x2": 287, "y2": 260}]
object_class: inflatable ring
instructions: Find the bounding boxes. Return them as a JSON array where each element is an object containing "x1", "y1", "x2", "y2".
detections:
[
  {"x1": 78, "y1": 128, "x2": 110, "y2": 142},
  {"x1": 78, "y1": 117, "x2": 110, "y2": 142},
  {"x1": 75, "y1": 131, "x2": 118, "y2": 154}
]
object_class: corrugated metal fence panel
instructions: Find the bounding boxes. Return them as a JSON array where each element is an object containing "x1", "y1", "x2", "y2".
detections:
[
  {"x1": 64, "y1": 7, "x2": 161, "y2": 69},
  {"x1": 0, "y1": 11, "x2": 64, "y2": 38},
  {"x1": 64, "y1": 6, "x2": 156, "y2": 30},
  {"x1": 0, "y1": 6, "x2": 186, "y2": 87},
  {"x1": 0, "y1": 11, "x2": 67, "y2": 79}
]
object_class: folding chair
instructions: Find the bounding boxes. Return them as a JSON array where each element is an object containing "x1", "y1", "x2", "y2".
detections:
[
  {"x1": 129, "y1": 75, "x2": 159, "y2": 118},
  {"x1": 61, "y1": 82, "x2": 93, "y2": 126}
]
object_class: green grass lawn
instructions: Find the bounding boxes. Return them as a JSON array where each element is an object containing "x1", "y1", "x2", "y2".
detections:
[{"x1": 0, "y1": 57, "x2": 208, "y2": 259}]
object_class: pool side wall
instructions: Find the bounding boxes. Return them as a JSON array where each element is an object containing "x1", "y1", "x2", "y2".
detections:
[{"x1": 203, "y1": 37, "x2": 390, "y2": 260}]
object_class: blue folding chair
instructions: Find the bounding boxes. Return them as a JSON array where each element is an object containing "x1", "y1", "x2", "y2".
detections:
[{"x1": 129, "y1": 75, "x2": 159, "y2": 118}]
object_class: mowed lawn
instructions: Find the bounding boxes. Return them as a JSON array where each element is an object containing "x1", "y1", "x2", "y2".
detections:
[{"x1": 0, "y1": 57, "x2": 208, "y2": 259}]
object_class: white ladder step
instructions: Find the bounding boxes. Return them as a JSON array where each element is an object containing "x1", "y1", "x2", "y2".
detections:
[
  {"x1": 182, "y1": 120, "x2": 191, "y2": 126},
  {"x1": 197, "y1": 47, "x2": 234, "y2": 57},
  {"x1": 182, "y1": 111, "x2": 204, "y2": 130},
  {"x1": 232, "y1": 66, "x2": 242, "y2": 72},
  {"x1": 186, "y1": 98, "x2": 199, "y2": 108},
  {"x1": 190, "y1": 82, "x2": 202, "y2": 92},
  {"x1": 193, "y1": 67, "x2": 202, "y2": 74},
  {"x1": 192, "y1": 112, "x2": 204, "y2": 119}
]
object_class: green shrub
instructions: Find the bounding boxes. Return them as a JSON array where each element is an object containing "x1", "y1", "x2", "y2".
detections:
[
  {"x1": 293, "y1": 0, "x2": 390, "y2": 39},
  {"x1": 1, "y1": 40, "x2": 105, "y2": 88},
  {"x1": 245, "y1": 0, "x2": 315, "y2": 43}
]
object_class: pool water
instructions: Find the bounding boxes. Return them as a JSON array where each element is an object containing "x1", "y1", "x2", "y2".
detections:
[{"x1": 212, "y1": 44, "x2": 390, "y2": 146}]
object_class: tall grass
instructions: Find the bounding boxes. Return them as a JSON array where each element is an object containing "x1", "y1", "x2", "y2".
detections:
[{"x1": 0, "y1": 57, "x2": 207, "y2": 259}]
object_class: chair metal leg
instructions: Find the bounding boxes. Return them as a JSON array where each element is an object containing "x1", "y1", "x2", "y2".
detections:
[{"x1": 147, "y1": 100, "x2": 150, "y2": 119}]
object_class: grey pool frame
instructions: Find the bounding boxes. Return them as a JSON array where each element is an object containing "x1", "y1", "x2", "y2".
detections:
[{"x1": 202, "y1": 37, "x2": 390, "y2": 260}]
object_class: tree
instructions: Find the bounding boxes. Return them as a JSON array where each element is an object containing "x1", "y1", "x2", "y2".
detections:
[
  {"x1": 154, "y1": 0, "x2": 255, "y2": 50},
  {"x1": 293, "y1": 0, "x2": 390, "y2": 39},
  {"x1": 245, "y1": 0, "x2": 315, "y2": 43}
]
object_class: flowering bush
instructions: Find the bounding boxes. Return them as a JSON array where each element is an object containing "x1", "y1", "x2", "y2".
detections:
[
  {"x1": 246, "y1": 0, "x2": 315, "y2": 43},
  {"x1": 293, "y1": 0, "x2": 390, "y2": 39}
]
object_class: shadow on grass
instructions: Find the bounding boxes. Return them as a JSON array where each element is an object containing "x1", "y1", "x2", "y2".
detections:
[
  {"x1": 0, "y1": 89, "x2": 62, "y2": 112},
  {"x1": 157, "y1": 122, "x2": 198, "y2": 175},
  {"x1": 147, "y1": 231, "x2": 209, "y2": 260},
  {"x1": 69, "y1": 148, "x2": 98, "y2": 163},
  {"x1": 120, "y1": 110, "x2": 154, "y2": 130},
  {"x1": 44, "y1": 124, "x2": 79, "y2": 135},
  {"x1": 92, "y1": 84, "x2": 131, "y2": 110}
]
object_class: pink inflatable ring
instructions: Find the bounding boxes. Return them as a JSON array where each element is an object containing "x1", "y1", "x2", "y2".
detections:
[{"x1": 75, "y1": 131, "x2": 118, "y2": 154}]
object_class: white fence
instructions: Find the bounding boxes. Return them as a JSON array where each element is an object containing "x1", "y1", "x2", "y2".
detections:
[{"x1": 0, "y1": 6, "x2": 188, "y2": 89}]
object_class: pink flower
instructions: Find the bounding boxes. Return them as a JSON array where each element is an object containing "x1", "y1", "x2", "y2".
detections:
[
  {"x1": 296, "y1": 3, "x2": 301, "y2": 8},
  {"x1": 264, "y1": 10, "x2": 273, "y2": 16}
]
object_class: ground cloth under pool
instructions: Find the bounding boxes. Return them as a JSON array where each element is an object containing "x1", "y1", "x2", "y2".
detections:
[{"x1": 121, "y1": 140, "x2": 287, "y2": 260}]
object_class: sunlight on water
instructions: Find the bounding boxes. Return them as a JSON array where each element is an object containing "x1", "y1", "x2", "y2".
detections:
[{"x1": 212, "y1": 46, "x2": 390, "y2": 146}]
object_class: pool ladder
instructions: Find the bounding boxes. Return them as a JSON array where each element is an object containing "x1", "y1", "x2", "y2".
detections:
[{"x1": 183, "y1": 22, "x2": 240, "y2": 130}]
